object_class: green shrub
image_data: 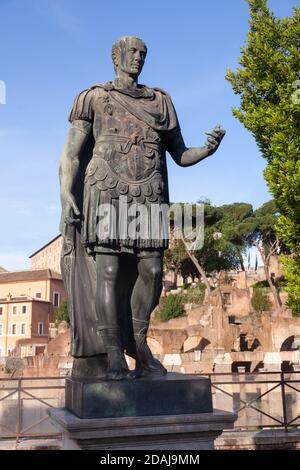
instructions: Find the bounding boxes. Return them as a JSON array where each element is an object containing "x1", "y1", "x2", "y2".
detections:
[
  {"x1": 251, "y1": 288, "x2": 272, "y2": 314},
  {"x1": 183, "y1": 283, "x2": 205, "y2": 305},
  {"x1": 252, "y1": 280, "x2": 270, "y2": 289},
  {"x1": 54, "y1": 300, "x2": 70, "y2": 325},
  {"x1": 253, "y1": 277, "x2": 287, "y2": 292},
  {"x1": 156, "y1": 294, "x2": 185, "y2": 322}
]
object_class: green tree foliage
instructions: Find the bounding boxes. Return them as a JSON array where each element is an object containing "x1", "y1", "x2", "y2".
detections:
[
  {"x1": 164, "y1": 239, "x2": 187, "y2": 287},
  {"x1": 237, "y1": 200, "x2": 283, "y2": 313},
  {"x1": 251, "y1": 288, "x2": 272, "y2": 314},
  {"x1": 165, "y1": 201, "x2": 250, "y2": 290},
  {"x1": 54, "y1": 300, "x2": 70, "y2": 325},
  {"x1": 281, "y1": 255, "x2": 300, "y2": 316},
  {"x1": 193, "y1": 202, "x2": 252, "y2": 279},
  {"x1": 226, "y1": 0, "x2": 300, "y2": 313},
  {"x1": 237, "y1": 200, "x2": 279, "y2": 248},
  {"x1": 208, "y1": 202, "x2": 253, "y2": 271},
  {"x1": 166, "y1": 199, "x2": 286, "y2": 305}
]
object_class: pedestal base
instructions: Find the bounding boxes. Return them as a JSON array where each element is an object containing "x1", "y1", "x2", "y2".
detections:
[
  {"x1": 65, "y1": 373, "x2": 213, "y2": 419},
  {"x1": 50, "y1": 373, "x2": 237, "y2": 450},
  {"x1": 48, "y1": 408, "x2": 237, "y2": 450}
]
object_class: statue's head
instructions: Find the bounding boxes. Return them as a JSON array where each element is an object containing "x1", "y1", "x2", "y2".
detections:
[{"x1": 112, "y1": 36, "x2": 147, "y2": 78}]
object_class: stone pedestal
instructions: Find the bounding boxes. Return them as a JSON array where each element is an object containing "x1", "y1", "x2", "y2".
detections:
[
  {"x1": 48, "y1": 408, "x2": 237, "y2": 450},
  {"x1": 48, "y1": 373, "x2": 237, "y2": 450},
  {"x1": 65, "y1": 373, "x2": 212, "y2": 419}
]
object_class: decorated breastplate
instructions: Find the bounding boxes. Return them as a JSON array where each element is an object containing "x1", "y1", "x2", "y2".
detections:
[{"x1": 85, "y1": 109, "x2": 166, "y2": 203}]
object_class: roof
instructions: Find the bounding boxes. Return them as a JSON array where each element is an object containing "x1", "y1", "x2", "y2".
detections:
[
  {"x1": 0, "y1": 295, "x2": 51, "y2": 304},
  {"x1": 0, "y1": 267, "x2": 8, "y2": 273},
  {"x1": 15, "y1": 337, "x2": 49, "y2": 346},
  {"x1": 0, "y1": 269, "x2": 62, "y2": 284},
  {"x1": 29, "y1": 234, "x2": 63, "y2": 258}
]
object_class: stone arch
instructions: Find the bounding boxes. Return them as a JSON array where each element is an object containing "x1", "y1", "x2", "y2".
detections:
[
  {"x1": 280, "y1": 336, "x2": 295, "y2": 351},
  {"x1": 234, "y1": 333, "x2": 262, "y2": 352}
]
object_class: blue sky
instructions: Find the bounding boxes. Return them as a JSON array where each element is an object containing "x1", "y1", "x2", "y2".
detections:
[{"x1": 0, "y1": 0, "x2": 297, "y2": 270}]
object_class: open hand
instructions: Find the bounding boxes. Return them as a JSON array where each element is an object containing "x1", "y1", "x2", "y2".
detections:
[{"x1": 205, "y1": 125, "x2": 226, "y2": 156}]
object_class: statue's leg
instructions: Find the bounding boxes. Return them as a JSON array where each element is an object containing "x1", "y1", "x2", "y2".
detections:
[
  {"x1": 96, "y1": 254, "x2": 129, "y2": 380},
  {"x1": 130, "y1": 256, "x2": 167, "y2": 377}
]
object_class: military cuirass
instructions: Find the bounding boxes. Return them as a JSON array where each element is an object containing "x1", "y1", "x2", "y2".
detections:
[{"x1": 84, "y1": 88, "x2": 166, "y2": 205}]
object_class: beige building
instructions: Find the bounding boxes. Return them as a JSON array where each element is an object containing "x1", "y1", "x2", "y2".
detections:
[
  {"x1": 0, "y1": 269, "x2": 65, "y2": 357},
  {"x1": 30, "y1": 235, "x2": 63, "y2": 274}
]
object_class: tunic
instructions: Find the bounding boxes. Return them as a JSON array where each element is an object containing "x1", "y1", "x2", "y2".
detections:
[{"x1": 69, "y1": 81, "x2": 180, "y2": 254}]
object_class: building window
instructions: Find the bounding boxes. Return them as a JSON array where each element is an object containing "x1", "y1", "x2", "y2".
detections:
[
  {"x1": 38, "y1": 322, "x2": 44, "y2": 335},
  {"x1": 36, "y1": 293, "x2": 41, "y2": 299},
  {"x1": 0, "y1": 306, "x2": 3, "y2": 316},
  {"x1": 20, "y1": 323, "x2": 26, "y2": 335},
  {"x1": 11, "y1": 324, "x2": 17, "y2": 335},
  {"x1": 0, "y1": 324, "x2": 3, "y2": 336},
  {"x1": 53, "y1": 292, "x2": 61, "y2": 308},
  {"x1": 12, "y1": 305, "x2": 18, "y2": 315},
  {"x1": 21, "y1": 305, "x2": 27, "y2": 315}
]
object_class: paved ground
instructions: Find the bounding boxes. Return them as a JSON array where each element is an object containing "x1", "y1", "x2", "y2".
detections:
[
  {"x1": 1, "y1": 429, "x2": 300, "y2": 450},
  {"x1": 0, "y1": 437, "x2": 62, "y2": 450},
  {"x1": 216, "y1": 428, "x2": 300, "y2": 450}
]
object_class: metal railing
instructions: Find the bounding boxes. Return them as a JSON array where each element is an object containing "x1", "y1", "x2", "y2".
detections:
[
  {"x1": 0, "y1": 371, "x2": 299, "y2": 448},
  {"x1": 207, "y1": 371, "x2": 300, "y2": 432},
  {"x1": 0, "y1": 376, "x2": 65, "y2": 446}
]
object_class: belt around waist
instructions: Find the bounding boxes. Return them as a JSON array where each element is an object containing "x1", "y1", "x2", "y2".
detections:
[{"x1": 95, "y1": 134, "x2": 161, "y2": 153}]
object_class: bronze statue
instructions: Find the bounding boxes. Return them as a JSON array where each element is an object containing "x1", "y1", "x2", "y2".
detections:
[{"x1": 59, "y1": 36, "x2": 225, "y2": 380}]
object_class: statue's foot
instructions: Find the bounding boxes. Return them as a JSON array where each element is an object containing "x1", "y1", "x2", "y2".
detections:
[
  {"x1": 105, "y1": 350, "x2": 131, "y2": 381},
  {"x1": 71, "y1": 355, "x2": 107, "y2": 380},
  {"x1": 133, "y1": 338, "x2": 167, "y2": 378}
]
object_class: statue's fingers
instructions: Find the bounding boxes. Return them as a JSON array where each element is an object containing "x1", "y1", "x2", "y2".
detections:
[
  {"x1": 65, "y1": 216, "x2": 76, "y2": 225},
  {"x1": 65, "y1": 206, "x2": 80, "y2": 225},
  {"x1": 213, "y1": 124, "x2": 226, "y2": 133},
  {"x1": 205, "y1": 131, "x2": 219, "y2": 139},
  {"x1": 207, "y1": 136, "x2": 218, "y2": 145},
  {"x1": 70, "y1": 201, "x2": 80, "y2": 216},
  {"x1": 215, "y1": 127, "x2": 226, "y2": 137},
  {"x1": 206, "y1": 131, "x2": 219, "y2": 139}
]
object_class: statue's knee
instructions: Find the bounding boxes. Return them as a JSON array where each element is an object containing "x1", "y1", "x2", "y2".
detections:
[
  {"x1": 101, "y1": 263, "x2": 119, "y2": 282},
  {"x1": 147, "y1": 263, "x2": 163, "y2": 283}
]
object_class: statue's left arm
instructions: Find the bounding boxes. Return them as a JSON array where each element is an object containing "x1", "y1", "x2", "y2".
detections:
[{"x1": 166, "y1": 125, "x2": 226, "y2": 167}]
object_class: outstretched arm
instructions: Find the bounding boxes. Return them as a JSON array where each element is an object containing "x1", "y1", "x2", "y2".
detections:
[
  {"x1": 166, "y1": 125, "x2": 226, "y2": 167},
  {"x1": 59, "y1": 120, "x2": 92, "y2": 226}
]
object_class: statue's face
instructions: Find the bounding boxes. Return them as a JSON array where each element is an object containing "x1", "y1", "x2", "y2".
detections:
[{"x1": 118, "y1": 38, "x2": 146, "y2": 77}]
